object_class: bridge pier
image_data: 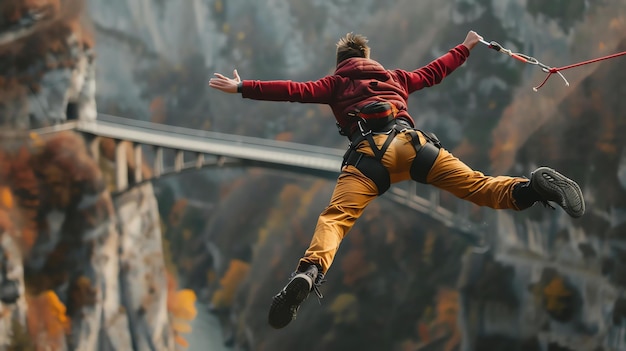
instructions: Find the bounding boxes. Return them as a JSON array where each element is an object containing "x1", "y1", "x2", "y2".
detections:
[
  {"x1": 175, "y1": 150, "x2": 184, "y2": 172},
  {"x1": 134, "y1": 144, "x2": 143, "y2": 183},
  {"x1": 115, "y1": 140, "x2": 128, "y2": 192},
  {"x1": 153, "y1": 147, "x2": 163, "y2": 178},
  {"x1": 89, "y1": 136, "x2": 100, "y2": 165},
  {"x1": 195, "y1": 153, "x2": 205, "y2": 169}
]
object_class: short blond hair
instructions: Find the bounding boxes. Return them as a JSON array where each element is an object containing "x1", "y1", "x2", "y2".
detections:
[{"x1": 336, "y1": 33, "x2": 370, "y2": 65}]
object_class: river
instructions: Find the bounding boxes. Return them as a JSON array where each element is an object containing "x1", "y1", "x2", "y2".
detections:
[{"x1": 187, "y1": 303, "x2": 232, "y2": 351}]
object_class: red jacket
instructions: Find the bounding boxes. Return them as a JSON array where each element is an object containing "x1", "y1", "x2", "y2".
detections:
[{"x1": 241, "y1": 44, "x2": 470, "y2": 134}]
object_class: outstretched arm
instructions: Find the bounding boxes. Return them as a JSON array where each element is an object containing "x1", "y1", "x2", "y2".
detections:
[
  {"x1": 209, "y1": 69, "x2": 338, "y2": 103},
  {"x1": 398, "y1": 30, "x2": 482, "y2": 93},
  {"x1": 209, "y1": 69, "x2": 242, "y2": 93}
]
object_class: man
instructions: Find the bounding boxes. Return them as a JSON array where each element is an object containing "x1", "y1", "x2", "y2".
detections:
[{"x1": 209, "y1": 30, "x2": 585, "y2": 329}]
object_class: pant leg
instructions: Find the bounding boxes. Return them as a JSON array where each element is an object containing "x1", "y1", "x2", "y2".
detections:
[
  {"x1": 297, "y1": 131, "x2": 424, "y2": 274},
  {"x1": 426, "y1": 147, "x2": 526, "y2": 209},
  {"x1": 298, "y1": 164, "x2": 379, "y2": 274}
]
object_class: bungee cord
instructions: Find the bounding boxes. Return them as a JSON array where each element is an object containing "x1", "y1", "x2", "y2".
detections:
[{"x1": 478, "y1": 36, "x2": 626, "y2": 92}]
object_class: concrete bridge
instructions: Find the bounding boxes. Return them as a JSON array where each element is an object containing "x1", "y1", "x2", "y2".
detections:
[{"x1": 32, "y1": 114, "x2": 490, "y2": 243}]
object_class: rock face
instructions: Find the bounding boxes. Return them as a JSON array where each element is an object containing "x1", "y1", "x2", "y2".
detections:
[
  {"x1": 0, "y1": 1, "x2": 175, "y2": 350},
  {"x1": 0, "y1": 0, "x2": 96, "y2": 128},
  {"x1": 115, "y1": 184, "x2": 174, "y2": 351}
]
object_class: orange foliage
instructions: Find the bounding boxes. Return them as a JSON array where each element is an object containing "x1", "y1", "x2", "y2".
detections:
[
  {"x1": 37, "y1": 132, "x2": 100, "y2": 184},
  {"x1": 27, "y1": 132, "x2": 102, "y2": 215},
  {"x1": 26, "y1": 290, "x2": 70, "y2": 350},
  {"x1": 0, "y1": 77, "x2": 27, "y2": 103},
  {"x1": 168, "y1": 199, "x2": 188, "y2": 228},
  {"x1": 274, "y1": 131, "x2": 293, "y2": 142},
  {"x1": 76, "y1": 16, "x2": 95, "y2": 50},
  {"x1": 340, "y1": 248, "x2": 374, "y2": 286},
  {"x1": 450, "y1": 138, "x2": 479, "y2": 163},
  {"x1": 278, "y1": 184, "x2": 304, "y2": 208},
  {"x1": 543, "y1": 277, "x2": 572, "y2": 314},
  {"x1": 0, "y1": 186, "x2": 13, "y2": 209},
  {"x1": 328, "y1": 293, "x2": 358, "y2": 324},
  {"x1": 417, "y1": 321, "x2": 430, "y2": 343},
  {"x1": 9, "y1": 146, "x2": 39, "y2": 252},
  {"x1": 0, "y1": 0, "x2": 58, "y2": 23},
  {"x1": 422, "y1": 230, "x2": 436, "y2": 266},
  {"x1": 297, "y1": 180, "x2": 325, "y2": 214},
  {"x1": 210, "y1": 259, "x2": 250, "y2": 309},
  {"x1": 0, "y1": 0, "x2": 76, "y2": 82},
  {"x1": 0, "y1": 131, "x2": 105, "y2": 253},
  {"x1": 149, "y1": 96, "x2": 167, "y2": 124},
  {"x1": 0, "y1": 0, "x2": 90, "y2": 105},
  {"x1": 166, "y1": 272, "x2": 197, "y2": 348},
  {"x1": 422, "y1": 288, "x2": 461, "y2": 351},
  {"x1": 0, "y1": 186, "x2": 13, "y2": 233},
  {"x1": 434, "y1": 288, "x2": 459, "y2": 328},
  {"x1": 174, "y1": 334, "x2": 189, "y2": 348},
  {"x1": 0, "y1": 149, "x2": 10, "y2": 179},
  {"x1": 169, "y1": 289, "x2": 197, "y2": 321},
  {"x1": 67, "y1": 276, "x2": 96, "y2": 315},
  {"x1": 98, "y1": 137, "x2": 116, "y2": 162}
]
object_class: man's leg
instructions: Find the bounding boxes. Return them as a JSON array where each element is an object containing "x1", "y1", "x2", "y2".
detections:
[
  {"x1": 426, "y1": 148, "x2": 526, "y2": 209},
  {"x1": 299, "y1": 165, "x2": 379, "y2": 273},
  {"x1": 426, "y1": 148, "x2": 584, "y2": 217},
  {"x1": 268, "y1": 165, "x2": 378, "y2": 329}
]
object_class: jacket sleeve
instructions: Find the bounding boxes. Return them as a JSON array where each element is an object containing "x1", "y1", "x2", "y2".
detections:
[
  {"x1": 396, "y1": 44, "x2": 470, "y2": 94},
  {"x1": 241, "y1": 76, "x2": 338, "y2": 103}
]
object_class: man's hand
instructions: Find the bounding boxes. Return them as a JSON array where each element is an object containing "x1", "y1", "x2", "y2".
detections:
[
  {"x1": 209, "y1": 69, "x2": 241, "y2": 93},
  {"x1": 462, "y1": 30, "x2": 483, "y2": 51}
]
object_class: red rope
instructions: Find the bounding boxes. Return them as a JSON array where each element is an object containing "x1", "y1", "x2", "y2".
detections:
[
  {"x1": 534, "y1": 50, "x2": 626, "y2": 91},
  {"x1": 549, "y1": 50, "x2": 626, "y2": 73}
]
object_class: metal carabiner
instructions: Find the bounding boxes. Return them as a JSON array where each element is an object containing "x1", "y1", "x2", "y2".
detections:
[{"x1": 479, "y1": 37, "x2": 569, "y2": 91}]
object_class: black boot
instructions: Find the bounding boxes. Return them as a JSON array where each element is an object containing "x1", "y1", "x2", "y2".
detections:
[
  {"x1": 268, "y1": 264, "x2": 324, "y2": 329},
  {"x1": 513, "y1": 167, "x2": 585, "y2": 218}
]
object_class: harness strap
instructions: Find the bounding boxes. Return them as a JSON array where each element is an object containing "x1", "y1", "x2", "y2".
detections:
[
  {"x1": 343, "y1": 151, "x2": 390, "y2": 195},
  {"x1": 361, "y1": 121, "x2": 396, "y2": 160},
  {"x1": 406, "y1": 129, "x2": 441, "y2": 184},
  {"x1": 342, "y1": 121, "x2": 400, "y2": 195}
]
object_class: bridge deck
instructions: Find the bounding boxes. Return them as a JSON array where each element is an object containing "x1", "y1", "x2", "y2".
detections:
[{"x1": 77, "y1": 114, "x2": 345, "y2": 180}]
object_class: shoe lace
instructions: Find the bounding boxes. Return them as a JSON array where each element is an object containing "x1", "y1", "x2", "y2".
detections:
[{"x1": 313, "y1": 274, "x2": 326, "y2": 304}]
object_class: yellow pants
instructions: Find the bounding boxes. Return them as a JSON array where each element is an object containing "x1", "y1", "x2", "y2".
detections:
[{"x1": 299, "y1": 130, "x2": 526, "y2": 273}]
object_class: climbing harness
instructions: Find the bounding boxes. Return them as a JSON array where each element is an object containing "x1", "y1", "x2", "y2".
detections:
[
  {"x1": 341, "y1": 101, "x2": 441, "y2": 195},
  {"x1": 478, "y1": 36, "x2": 626, "y2": 91},
  {"x1": 341, "y1": 102, "x2": 399, "y2": 195}
]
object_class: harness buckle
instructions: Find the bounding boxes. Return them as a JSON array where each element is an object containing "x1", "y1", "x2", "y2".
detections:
[{"x1": 357, "y1": 119, "x2": 372, "y2": 137}]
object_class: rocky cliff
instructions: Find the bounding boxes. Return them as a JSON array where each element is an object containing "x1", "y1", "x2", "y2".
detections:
[{"x1": 0, "y1": 1, "x2": 190, "y2": 350}]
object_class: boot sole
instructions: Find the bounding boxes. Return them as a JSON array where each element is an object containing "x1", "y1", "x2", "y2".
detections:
[
  {"x1": 268, "y1": 276, "x2": 311, "y2": 329},
  {"x1": 532, "y1": 167, "x2": 585, "y2": 218}
]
